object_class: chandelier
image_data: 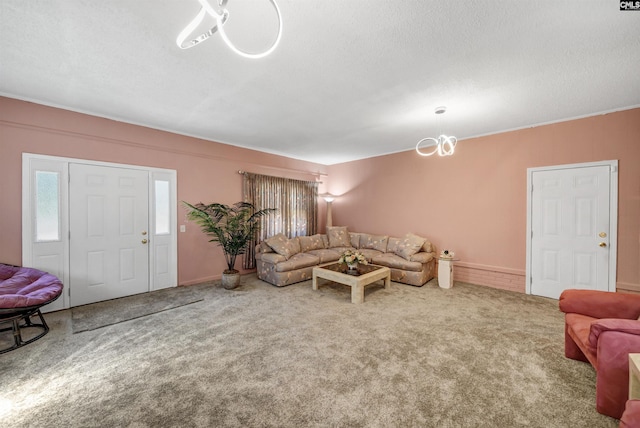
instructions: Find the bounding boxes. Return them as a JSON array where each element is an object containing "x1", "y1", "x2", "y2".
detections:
[
  {"x1": 415, "y1": 106, "x2": 458, "y2": 157},
  {"x1": 176, "y1": 0, "x2": 283, "y2": 59}
]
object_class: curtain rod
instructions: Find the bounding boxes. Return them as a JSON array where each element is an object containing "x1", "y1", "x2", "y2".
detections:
[
  {"x1": 236, "y1": 164, "x2": 328, "y2": 177},
  {"x1": 238, "y1": 170, "x2": 323, "y2": 184}
]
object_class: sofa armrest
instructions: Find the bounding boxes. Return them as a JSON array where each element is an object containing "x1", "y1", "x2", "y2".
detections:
[
  {"x1": 258, "y1": 253, "x2": 287, "y2": 264},
  {"x1": 409, "y1": 252, "x2": 435, "y2": 264},
  {"x1": 559, "y1": 289, "x2": 640, "y2": 319},
  {"x1": 591, "y1": 323, "x2": 640, "y2": 418},
  {"x1": 588, "y1": 319, "x2": 640, "y2": 355}
]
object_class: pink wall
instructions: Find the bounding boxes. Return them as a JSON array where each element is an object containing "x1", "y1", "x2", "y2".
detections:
[
  {"x1": 2, "y1": 98, "x2": 638, "y2": 293},
  {"x1": 326, "y1": 109, "x2": 640, "y2": 293},
  {"x1": 0, "y1": 97, "x2": 328, "y2": 285}
]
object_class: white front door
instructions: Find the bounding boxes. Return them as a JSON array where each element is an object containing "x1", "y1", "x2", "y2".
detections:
[
  {"x1": 529, "y1": 164, "x2": 615, "y2": 299},
  {"x1": 69, "y1": 163, "x2": 150, "y2": 306}
]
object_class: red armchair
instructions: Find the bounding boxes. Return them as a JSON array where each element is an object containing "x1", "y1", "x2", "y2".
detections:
[{"x1": 559, "y1": 289, "x2": 640, "y2": 419}]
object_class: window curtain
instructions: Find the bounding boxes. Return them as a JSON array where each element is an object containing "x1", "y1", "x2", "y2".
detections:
[{"x1": 243, "y1": 172, "x2": 318, "y2": 269}]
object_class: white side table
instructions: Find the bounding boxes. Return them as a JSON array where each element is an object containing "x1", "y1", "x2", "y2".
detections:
[
  {"x1": 438, "y1": 257, "x2": 459, "y2": 289},
  {"x1": 630, "y1": 353, "x2": 640, "y2": 400}
]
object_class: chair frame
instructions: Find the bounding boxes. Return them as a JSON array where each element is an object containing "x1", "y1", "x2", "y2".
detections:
[{"x1": 0, "y1": 294, "x2": 60, "y2": 354}]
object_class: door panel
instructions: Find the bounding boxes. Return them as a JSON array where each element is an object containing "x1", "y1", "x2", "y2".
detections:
[
  {"x1": 23, "y1": 158, "x2": 69, "y2": 312},
  {"x1": 70, "y1": 164, "x2": 149, "y2": 306},
  {"x1": 150, "y1": 173, "x2": 176, "y2": 291},
  {"x1": 531, "y1": 165, "x2": 610, "y2": 299}
]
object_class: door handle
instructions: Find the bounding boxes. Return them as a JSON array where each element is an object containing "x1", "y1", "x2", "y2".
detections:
[
  {"x1": 142, "y1": 239, "x2": 148, "y2": 244},
  {"x1": 598, "y1": 242, "x2": 606, "y2": 247}
]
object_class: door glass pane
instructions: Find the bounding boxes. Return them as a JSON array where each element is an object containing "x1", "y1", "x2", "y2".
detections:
[
  {"x1": 155, "y1": 180, "x2": 170, "y2": 235},
  {"x1": 36, "y1": 171, "x2": 60, "y2": 241}
]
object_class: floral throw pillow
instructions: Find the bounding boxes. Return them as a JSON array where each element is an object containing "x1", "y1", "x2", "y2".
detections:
[
  {"x1": 395, "y1": 233, "x2": 427, "y2": 260},
  {"x1": 349, "y1": 233, "x2": 361, "y2": 249},
  {"x1": 387, "y1": 237, "x2": 401, "y2": 254},
  {"x1": 327, "y1": 226, "x2": 351, "y2": 248},
  {"x1": 257, "y1": 241, "x2": 274, "y2": 253},
  {"x1": 265, "y1": 234, "x2": 300, "y2": 260},
  {"x1": 359, "y1": 234, "x2": 389, "y2": 252}
]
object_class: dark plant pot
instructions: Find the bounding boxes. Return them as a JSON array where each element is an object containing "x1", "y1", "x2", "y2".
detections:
[{"x1": 221, "y1": 271, "x2": 241, "y2": 290}]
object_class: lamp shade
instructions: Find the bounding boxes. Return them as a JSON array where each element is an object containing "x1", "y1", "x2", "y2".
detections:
[{"x1": 321, "y1": 193, "x2": 335, "y2": 203}]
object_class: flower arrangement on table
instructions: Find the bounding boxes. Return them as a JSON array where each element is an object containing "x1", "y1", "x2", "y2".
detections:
[
  {"x1": 338, "y1": 250, "x2": 368, "y2": 269},
  {"x1": 440, "y1": 250, "x2": 455, "y2": 259}
]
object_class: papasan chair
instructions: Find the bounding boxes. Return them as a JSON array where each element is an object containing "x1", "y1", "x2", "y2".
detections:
[{"x1": 0, "y1": 263, "x2": 63, "y2": 353}]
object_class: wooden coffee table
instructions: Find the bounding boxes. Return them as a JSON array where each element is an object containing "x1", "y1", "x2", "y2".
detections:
[{"x1": 312, "y1": 263, "x2": 390, "y2": 304}]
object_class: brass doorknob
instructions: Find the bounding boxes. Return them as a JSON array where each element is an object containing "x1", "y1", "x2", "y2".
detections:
[
  {"x1": 599, "y1": 242, "x2": 606, "y2": 247},
  {"x1": 142, "y1": 239, "x2": 148, "y2": 244}
]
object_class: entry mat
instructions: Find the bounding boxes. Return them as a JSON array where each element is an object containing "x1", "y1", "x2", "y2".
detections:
[{"x1": 71, "y1": 285, "x2": 207, "y2": 333}]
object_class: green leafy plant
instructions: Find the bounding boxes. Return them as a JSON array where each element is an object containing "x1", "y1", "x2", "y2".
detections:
[{"x1": 183, "y1": 201, "x2": 276, "y2": 274}]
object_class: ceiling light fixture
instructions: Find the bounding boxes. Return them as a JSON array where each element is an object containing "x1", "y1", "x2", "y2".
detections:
[
  {"x1": 176, "y1": 0, "x2": 283, "y2": 59},
  {"x1": 415, "y1": 106, "x2": 458, "y2": 157}
]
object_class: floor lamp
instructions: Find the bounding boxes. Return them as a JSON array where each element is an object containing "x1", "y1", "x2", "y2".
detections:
[{"x1": 322, "y1": 194, "x2": 335, "y2": 228}]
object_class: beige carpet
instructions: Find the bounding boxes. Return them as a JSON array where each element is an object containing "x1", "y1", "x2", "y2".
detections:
[{"x1": 0, "y1": 274, "x2": 618, "y2": 427}]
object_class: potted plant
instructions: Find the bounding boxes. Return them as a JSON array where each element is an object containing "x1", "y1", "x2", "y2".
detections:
[{"x1": 183, "y1": 201, "x2": 275, "y2": 289}]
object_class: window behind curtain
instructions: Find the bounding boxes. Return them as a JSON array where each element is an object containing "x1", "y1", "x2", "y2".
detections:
[{"x1": 243, "y1": 172, "x2": 318, "y2": 269}]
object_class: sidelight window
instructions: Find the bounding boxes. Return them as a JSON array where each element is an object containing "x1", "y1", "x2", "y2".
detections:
[
  {"x1": 35, "y1": 171, "x2": 60, "y2": 241},
  {"x1": 154, "y1": 180, "x2": 170, "y2": 235}
]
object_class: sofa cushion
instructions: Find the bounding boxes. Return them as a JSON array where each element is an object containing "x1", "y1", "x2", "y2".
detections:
[
  {"x1": 298, "y1": 234, "x2": 325, "y2": 252},
  {"x1": 358, "y1": 249, "x2": 384, "y2": 261},
  {"x1": 327, "y1": 226, "x2": 351, "y2": 248},
  {"x1": 0, "y1": 265, "x2": 64, "y2": 309},
  {"x1": 266, "y1": 234, "x2": 300, "y2": 260},
  {"x1": 275, "y1": 253, "x2": 320, "y2": 272},
  {"x1": 306, "y1": 249, "x2": 341, "y2": 263},
  {"x1": 565, "y1": 312, "x2": 597, "y2": 366},
  {"x1": 372, "y1": 253, "x2": 424, "y2": 272},
  {"x1": 395, "y1": 233, "x2": 427, "y2": 260},
  {"x1": 331, "y1": 247, "x2": 356, "y2": 257},
  {"x1": 360, "y1": 234, "x2": 388, "y2": 252}
]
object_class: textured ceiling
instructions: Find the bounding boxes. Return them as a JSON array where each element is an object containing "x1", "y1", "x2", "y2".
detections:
[{"x1": 1, "y1": 1, "x2": 639, "y2": 165}]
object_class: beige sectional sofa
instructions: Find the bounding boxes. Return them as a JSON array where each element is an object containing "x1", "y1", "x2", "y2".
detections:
[{"x1": 255, "y1": 226, "x2": 436, "y2": 287}]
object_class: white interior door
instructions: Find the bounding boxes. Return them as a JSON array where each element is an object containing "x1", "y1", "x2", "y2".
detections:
[
  {"x1": 69, "y1": 163, "x2": 150, "y2": 306},
  {"x1": 529, "y1": 164, "x2": 615, "y2": 299}
]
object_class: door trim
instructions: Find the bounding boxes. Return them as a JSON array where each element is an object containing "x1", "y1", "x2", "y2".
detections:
[
  {"x1": 22, "y1": 153, "x2": 178, "y2": 310},
  {"x1": 525, "y1": 160, "x2": 618, "y2": 296}
]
